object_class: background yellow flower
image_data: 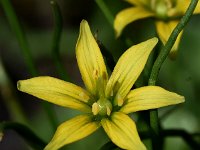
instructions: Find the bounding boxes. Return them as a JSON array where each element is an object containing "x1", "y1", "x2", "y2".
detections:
[{"x1": 114, "y1": 0, "x2": 200, "y2": 58}]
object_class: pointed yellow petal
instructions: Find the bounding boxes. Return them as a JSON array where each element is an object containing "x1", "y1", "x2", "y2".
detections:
[
  {"x1": 156, "y1": 20, "x2": 183, "y2": 59},
  {"x1": 105, "y1": 38, "x2": 158, "y2": 105},
  {"x1": 114, "y1": 7, "x2": 154, "y2": 37},
  {"x1": 121, "y1": 86, "x2": 185, "y2": 114},
  {"x1": 44, "y1": 115, "x2": 100, "y2": 150},
  {"x1": 176, "y1": 0, "x2": 200, "y2": 14},
  {"x1": 192, "y1": 1, "x2": 200, "y2": 14},
  {"x1": 76, "y1": 20, "x2": 108, "y2": 96},
  {"x1": 17, "y1": 76, "x2": 91, "y2": 112},
  {"x1": 101, "y1": 112, "x2": 146, "y2": 150}
]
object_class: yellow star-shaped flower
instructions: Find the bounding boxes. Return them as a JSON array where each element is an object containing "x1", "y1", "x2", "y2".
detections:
[
  {"x1": 17, "y1": 20, "x2": 184, "y2": 150},
  {"x1": 114, "y1": 0, "x2": 200, "y2": 58}
]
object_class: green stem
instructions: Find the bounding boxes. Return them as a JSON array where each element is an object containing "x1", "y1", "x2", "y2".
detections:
[
  {"x1": 0, "y1": 59, "x2": 28, "y2": 125},
  {"x1": 140, "y1": 129, "x2": 200, "y2": 149},
  {"x1": 95, "y1": 0, "x2": 114, "y2": 26},
  {"x1": 0, "y1": 122, "x2": 46, "y2": 150},
  {"x1": 1, "y1": 0, "x2": 37, "y2": 76},
  {"x1": 1, "y1": 0, "x2": 58, "y2": 130},
  {"x1": 162, "y1": 129, "x2": 200, "y2": 149},
  {"x1": 148, "y1": 0, "x2": 198, "y2": 85},
  {"x1": 50, "y1": 0, "x2": 70, "y2": 81},
  {"x1": 148, "y1": 0, "x2": 198, "y2": 149}
]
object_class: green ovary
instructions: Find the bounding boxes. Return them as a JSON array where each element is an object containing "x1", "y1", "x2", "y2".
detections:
[
  {"x1": 92, "y1": 98, "x2": 112, "y2": 116},
  {"x1": 150, "y1": 0, "x2": 174, "y2": 19}
]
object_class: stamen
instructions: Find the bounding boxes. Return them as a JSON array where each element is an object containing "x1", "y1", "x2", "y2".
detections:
[
  {"x1": 106, "y1": 106, "x2": 111, "y2": 116},
  {"x1": 116, "y1": 95, "x2": 123, "y2": 106},
  {"x1": 79, "y1": 92, "x2": 89, "y2": 101},
  {"x1": 117, "y1": 98, "x2": 123, "y2": 106},
  {"x1": 92, "y1": 102, "x2": 99, "y2": 115}
]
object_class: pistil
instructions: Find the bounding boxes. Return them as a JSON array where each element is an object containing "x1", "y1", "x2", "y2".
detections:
[
  {"x1": 151, "y1": 0, "x2": 173, "y2": 19},
  {"x1": 92, "y1": 98, "x2": 112, "y2": 116}
]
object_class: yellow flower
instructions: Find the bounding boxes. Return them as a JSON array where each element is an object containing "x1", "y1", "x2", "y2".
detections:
[
  {"x1": 17, "y1": 20, "x2": 184, "y2": 150},
  {"x1": 114, "y1": 0, "x2": 200, "y2": 58}
]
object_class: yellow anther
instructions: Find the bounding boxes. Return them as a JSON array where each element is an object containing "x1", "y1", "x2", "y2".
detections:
[
  {"x1": 106, "y1": 106, "x2": 111, "y2": 116},
  {"x1": 92, "y1": 102, "x2": 99, "y2": 115},
  {"x1": 92, "y1": 98, "x2": 112, "y2": 116},
  {"x1": 79, "y1": 92, "x2": 89, "y2": 101},
  {"x1": 117, "y1": 98, "x2": 123, "y2": 106},
  {"x1": 116, "y1": 95, "x2": 123, "y2": 106}
]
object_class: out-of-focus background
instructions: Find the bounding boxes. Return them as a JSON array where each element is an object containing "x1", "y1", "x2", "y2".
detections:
[{"x1": 0, "y1": 0, "x2": 200, "y2": 149}]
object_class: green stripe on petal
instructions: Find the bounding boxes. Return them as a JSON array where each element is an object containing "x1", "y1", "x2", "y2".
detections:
[
  {"x1": 114, "y1": 7, "x2": 154, "y2": 37},
  {"x1": 76, "y1": 20, "x2": 108, "y2": 96},
  {"x1": 101, "y1": 112, "x2": 146, "y2": 150},
  {"x1": 156, "y1": 20, "x2": 183, "y2": 59},
  {"x1": 121, "y1": 86, "x2": 185, "y2": 114},
  {"x1": 105, "y1": 38, "x2": 158, "y2": 106},
  {"x1": 44, "y1": 115, "x2": 100, "y2": 150},
  {"x1": 17, "y1": 76, "x2": 92, "y2": 112}
]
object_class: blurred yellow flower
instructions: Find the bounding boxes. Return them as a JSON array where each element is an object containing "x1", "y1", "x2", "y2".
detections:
[
  {"x1": 114, "y1": 0, "x2": 200, "y2": 58},
  {"x1": 17, "y1": 20, "x2": 184, "y2": 150}
]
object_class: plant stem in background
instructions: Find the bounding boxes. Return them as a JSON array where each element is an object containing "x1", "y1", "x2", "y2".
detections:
[
  {"x1": 0, "y1": 122, "x2": 46, "y2": 150},
  {"x1": 1, "y1": 0, "x2": 58, "y2": 130},
  {"x1": 140, "y1": 129, "x2": 200, "y2": 149},
  {"x1": 162, "y1": 129, "x2": 200, "y2": 149},
  {"x1": 0, "y1": 59, "x2": 28, "y2": 125},
  {"x1": 1, "y1": 0, "x2": 37, "y2": 76},
  {"x1": 50, "y1": 0, "x2": 70, "y2": 81},
  {"x1": 148, "y1": 0, "x2": 199, "y2": 149},
  {"x1": 95, "y1": 0, "x2": 114, "y2": 26}
]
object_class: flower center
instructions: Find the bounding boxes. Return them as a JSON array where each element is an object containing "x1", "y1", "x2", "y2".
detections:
[
  {"x1": 92, "y1": 98, "x2": 112, "y2": 116},
  {"x1": 150, "y1": 0, "x2": 173, "y2": 19}
]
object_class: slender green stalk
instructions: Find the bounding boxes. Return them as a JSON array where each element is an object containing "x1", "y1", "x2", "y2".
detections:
[
  {"x1": 148, "y1": 0, "x2": 198, "y2": 85},
  {"x1": 0, "y1": 122, "x2": 46, "y2": 150},
  {"x1": 1, "y1": 0, "x2": 37, "y2": 76},
  {"x1": 139, "y1": 129, "x2": 200, "y2": 149},
  {"x1": 1, "y1": 0, "x2": 58, "y2": 130},
  {"x1": 50, "y1": 0, "x2": 70, "y2": 81},
  {"x1": 162, "y1": 129, "x2": 200, "y2": 149},
  {"x1": 148, "y1": 0, "x2": 198, "y2": 149},
  {"x1": 95, "y1": 0, "x2": 114, "y2": 26},
  {"x1": 0, "y1": 59, "x2": 28, "y2": 125}
]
